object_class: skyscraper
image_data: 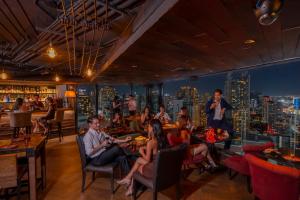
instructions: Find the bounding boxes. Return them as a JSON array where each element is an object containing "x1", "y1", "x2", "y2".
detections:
[
  {"x1": 262, "y1": 96, "x2": 271, "y2": 124},
  {"x1": 224, "y1": 71, "x2": 250, "y2": 141},
  {"x1": 99, "y1": 86, "x2": 117, "y2": 119},
  {"x1": 199, "y1": 92, "x2": 211, "y2": 128},
  {"x1": 175, "y1": 86, "x2": 200, "y2": 126}
]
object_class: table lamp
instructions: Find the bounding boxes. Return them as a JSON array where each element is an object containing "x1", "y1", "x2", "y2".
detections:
[{"x1": 64, "y1": 90, "x2": 76, "y2": 108}]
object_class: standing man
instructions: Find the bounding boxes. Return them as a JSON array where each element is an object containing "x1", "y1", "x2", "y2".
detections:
[
  {"x1": 127, "y1": 95, "x2": 137, "y2": 116},
  {"x1": 83, "y1": 116, "x2": 131, "y2": 172},
  {"x1": 206, "y1": 89, "x2": 234, "y2": 150}
]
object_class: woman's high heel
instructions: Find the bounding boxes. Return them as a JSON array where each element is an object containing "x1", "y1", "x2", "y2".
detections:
[{"x1": 116, "y1": 178, "x2": 131, "y2": 186}]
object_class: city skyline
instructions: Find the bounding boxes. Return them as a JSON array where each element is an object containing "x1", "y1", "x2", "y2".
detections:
[
  {"x1": 99, "y1": 60, "x2": 300, "y2": 97},
  {"x1": 163, "y1": 60, "x2": 300, "y2": 96}
]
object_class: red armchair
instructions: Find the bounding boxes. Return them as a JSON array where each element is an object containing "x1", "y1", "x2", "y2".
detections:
[
  {"x1": 223, "y1": 142, "x2": 275, "y2": 193},
  {"x1": 167, "y1": 133, "x2": 205, "y2": 172},
  {"x1": 245, "y1": 154, "x2": 300, "y2": 200}
]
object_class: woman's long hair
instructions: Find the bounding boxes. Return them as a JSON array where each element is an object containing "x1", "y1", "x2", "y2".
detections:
[
  {"x1": 149, "y1": 119, "x2": 167, "y2": 150},
  {"x1": 178, "y1": 116, "x2": 188, "y2": 130}
]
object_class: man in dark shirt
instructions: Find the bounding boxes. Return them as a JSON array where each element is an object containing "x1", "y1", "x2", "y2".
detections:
[
  {"x1": 206, "y1": 89, "x2": 234, "y2": 150},
  {"x1": 32, "y1": 94, "x2": 44, "y2": 110}
]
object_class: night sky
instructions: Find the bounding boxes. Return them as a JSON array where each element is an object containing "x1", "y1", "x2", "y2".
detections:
[
  {"x1": 164, "y1": 60, "x2": 300, "y2": 96},
  {"x1": 105, "y1": 60, "x2": 300, "y2": 97}
]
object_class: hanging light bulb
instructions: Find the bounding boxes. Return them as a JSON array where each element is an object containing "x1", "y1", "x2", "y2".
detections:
[
  {"x1": 86, "y1": 68, "x2": 92, "y2": 77},
  {"x1": 47, "y1": 42, "x2": 57, "y2": 59},
  {"x1": 0, "y1": 69, "x2": 8, "y2": 80},
  {"x1": 54, "y1": 74, "x2": 60, "y2": 82}
]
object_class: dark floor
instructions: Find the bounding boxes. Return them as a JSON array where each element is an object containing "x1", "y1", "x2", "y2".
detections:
[{"x1": 14, "y1": 135, "x2": 252, "y2": 200}]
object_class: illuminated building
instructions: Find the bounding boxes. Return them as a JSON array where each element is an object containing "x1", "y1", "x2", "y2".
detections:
[
  {"x1": 199, "y1": 92, "x2": 211, "y2": 128},
  {"x1": 99, "y1": 86, "x2": 118, "y2": 119},
  {"x1": 225, "y1": 72, "x2": 250, "y2": 141},
  {"x1": 175, "y1": 86, "x2": 200, "y2": 126}
]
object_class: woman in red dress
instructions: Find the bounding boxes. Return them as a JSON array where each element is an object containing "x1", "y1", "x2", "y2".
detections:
[{"x1": 171, "y1": 116, "x2": 217, "y2": 169}]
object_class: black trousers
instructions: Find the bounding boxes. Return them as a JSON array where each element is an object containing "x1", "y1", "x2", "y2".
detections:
[
  {"x1": 129, "y1": 110, "x2": 136, "y2": 116},
  {"x1": 91, "y1": 145, "x2": 130, "y2": 173},
  {"x1": 209, "y1": 119, "x2": 234, "y2": 150}
]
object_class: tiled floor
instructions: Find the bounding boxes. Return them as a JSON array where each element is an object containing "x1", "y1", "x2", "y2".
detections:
[{"x1": 29, "y1": 135, "x2": 253, "y2": 200}]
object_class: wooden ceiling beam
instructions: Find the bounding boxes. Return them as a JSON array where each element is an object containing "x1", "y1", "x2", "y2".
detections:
[{"x1": 93, "y1": 0, "x2": 180, "y2": 80}]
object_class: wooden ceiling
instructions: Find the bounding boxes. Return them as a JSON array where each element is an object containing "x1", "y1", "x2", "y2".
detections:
[
  {"x1": 0, "y1": 0, "x2": 145, "y2": 82},
  {"x1": 1, "y1": 0, "x2": 300, "y2": 84},
  {"x1": 97, "y1": 0, "x2": 300, "y2": 83}
]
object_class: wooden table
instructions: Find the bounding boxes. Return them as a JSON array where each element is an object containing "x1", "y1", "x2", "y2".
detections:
[
  {"x1": 107, "y1": 127, "x2": 133, "y2": 136},
  {"x1": 257, "y1": 150, "x2": 300, "y2": 169},
  {"x1": 162, "y1": 123, "x2": 178, "y2": 134},
  {"x1": 0, "y1": 134, "x2": 46, "y2": 200}
]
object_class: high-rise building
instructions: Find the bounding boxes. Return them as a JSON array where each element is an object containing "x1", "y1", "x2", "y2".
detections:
[
  {"x1": 175, "y1": 86, "x2": 200, "y2": 126},
  {"x1": 199, "y1": 92, "x2": 211, "y2": 128},
  {"x1": 224, "y1": 71, "x2": 250, "y2": 140},
  {"x1": 293, "y1": 97, "x2": 300, "y2": 155},
  {"x1": 164, "y1": 93, "x2": 176, "y2": 120},
  {"x1": 262, "y1": 96, "x2": 271, "y2": 124},
  {"x1": 99, "y1": 86, "x2": 117, "y2": 119}
]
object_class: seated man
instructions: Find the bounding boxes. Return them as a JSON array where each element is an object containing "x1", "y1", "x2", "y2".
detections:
[
  {"x1": 31, "y1": 94, "x2": 44, "y2": 111},
  {"x1": 154, "y1": 105, "x2": 171, "y2": 124},
  {"x1": 83, "y1": 115, "x2": 132, "y2": 172}
]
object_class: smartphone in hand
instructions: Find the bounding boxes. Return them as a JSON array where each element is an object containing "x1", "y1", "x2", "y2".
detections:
[{"x1": 105, "y1": 137, "x2": 113, "y2": 145}]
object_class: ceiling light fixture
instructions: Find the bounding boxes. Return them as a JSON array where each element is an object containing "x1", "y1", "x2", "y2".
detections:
[
  {"x1": 0, "y1": 69, "x2": 8, "y2": 80},
  {"x1": 86, "y1": 68, "x2": 93, "y2": 77},
  {"x1": 244, "y1": 39, "x2": 256, "y2": 45},
  {"x1": 254, "y1": 0, "x2": 284, "y2": 26},
  {"x1": 47, "y1": 42, "x2": 57, "y2": 59},
  {"x1": 54, "y1": 74, "x2": 60, "y2": 82}
]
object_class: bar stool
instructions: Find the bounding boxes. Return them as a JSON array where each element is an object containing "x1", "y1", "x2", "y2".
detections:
[
  {"x1": 46, "y1": 109, "x2": 64, "y2": 142},
  {"x1": 9, "y1": 112, "x2": 32, "y2": 138}
]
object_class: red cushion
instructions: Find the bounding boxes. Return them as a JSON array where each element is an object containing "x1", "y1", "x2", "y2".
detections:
[
  {"x1": 243, "y1": 142, "x2": 274, "y2": 153},
  {"x1": 223, "y1": 155, "x2": 250, "y2": 176},
  {"x1": 167, "y1": 134, "x2": 183, "y2": 146},
  {"x1": 167, "y1": 134, "x2": 205, "y2": 165},
  {"x1": 245, "y1": 154, "x2": 300, "y2": 200}
]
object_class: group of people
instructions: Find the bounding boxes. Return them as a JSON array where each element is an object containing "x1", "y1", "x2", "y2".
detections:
[
  {"x1": 84, "y1": 116, "x2": 167, "y2": 196},
  {"x1": 12, "y1": 95, "x2": 56, "y2": 135},
  {"x1": 112, "y1": 95, "x2": 137, "y2": 116},
  {"x1": 83, "y1": 89, "x2": 234, "y2": 196}
]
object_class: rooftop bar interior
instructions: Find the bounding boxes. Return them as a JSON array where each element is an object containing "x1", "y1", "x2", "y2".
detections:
[{"x1": 1, "y1": 0, "x2": 300, "y2": 200}]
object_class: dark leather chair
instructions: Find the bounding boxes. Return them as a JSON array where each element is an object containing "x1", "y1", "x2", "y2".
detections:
[
  {"x1": 47, "y1": 109, "x2": 64, "y2": 142},
  {"x1": 132, "y1": 143, "x2": 187, "y2": 200},
  {"x1": 76, "y1": 134, "x2": 119, "y2": 193}
]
